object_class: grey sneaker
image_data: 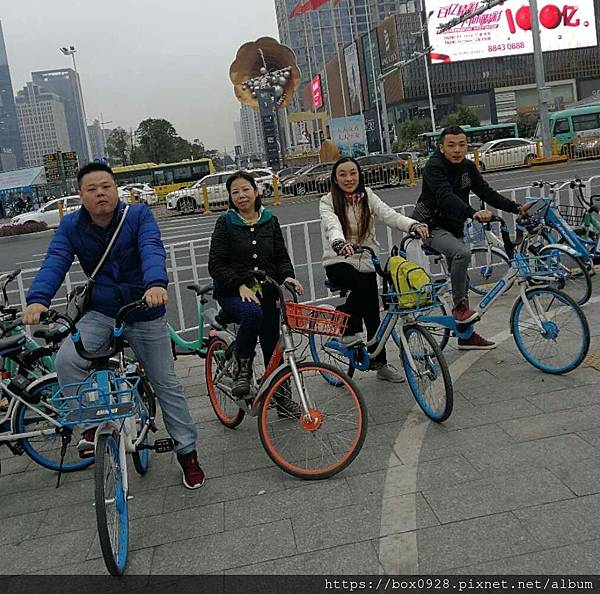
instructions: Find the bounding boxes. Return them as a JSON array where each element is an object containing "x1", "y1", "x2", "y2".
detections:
[{"x1": 376, "y1": 364, "x2": 405, "y2": 383}]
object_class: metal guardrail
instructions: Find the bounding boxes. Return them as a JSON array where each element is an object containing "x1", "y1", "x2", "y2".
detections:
[{"x1": 3, "y1": 174, "x2": 600, "y2": 335}]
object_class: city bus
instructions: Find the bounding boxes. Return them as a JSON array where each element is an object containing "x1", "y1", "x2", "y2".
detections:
[
  {"x1": 537, "y1": 103, "x2": 600, "y2": 148},
  {"x1": 113, "y1": 158, "x2": 215, "y2": 199},
  {"x1": 418, "y1": 123, "x2": 519, "y2": 155}
]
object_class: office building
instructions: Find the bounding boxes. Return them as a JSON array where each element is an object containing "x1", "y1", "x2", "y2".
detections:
[
  {"x1": 31, "y1": 68, "x2": 92, "y2": 164},
  {"x1": 88, "y1": 119, "x2": 112, "y2": 161},
  {"x1": 0, "y1": 21, "x2": 22, "y2": 171},
  {"x1": 15, "y1": 82, "x2": 71, "y2": 167},
  {"x1": 239, "y1": 104, "x2": 264, "y2": 158}
]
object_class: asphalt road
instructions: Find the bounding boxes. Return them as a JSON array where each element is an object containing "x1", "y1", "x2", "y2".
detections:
[{"x1": 2, "y1": 158, "x2": 599, "y2": 331}]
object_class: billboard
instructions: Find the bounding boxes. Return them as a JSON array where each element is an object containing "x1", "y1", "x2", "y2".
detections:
[
  {"x1": 344, "y1": 42, "x2": 362, "y2": 114},
  {"x1": 311, "y1": 75, "x2": 323, "y2": 110},
  {"x1": 330, "y1": 116, "x2": 367, "y2": 157},
  {"x1": 426, "y1": 1, "x2": 598, "y2": 63}
]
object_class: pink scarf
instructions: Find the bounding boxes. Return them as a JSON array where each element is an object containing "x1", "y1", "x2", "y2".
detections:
[{"x1": 344, "y1": 191, "x2": 364, "y2": 205}]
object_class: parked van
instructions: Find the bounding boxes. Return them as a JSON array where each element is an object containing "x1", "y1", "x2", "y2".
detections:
[{"x1": 541, "y1": 104, "x2": 600, "y2": 150}]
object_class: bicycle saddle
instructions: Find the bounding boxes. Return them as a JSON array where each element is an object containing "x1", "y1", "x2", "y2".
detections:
[
  {"x1": 186, "y1": 283, "x2": 213, "y2": 296},
  {"x1": 215, "y1": 309, "x2": 237, "y2": 327},
  {"x1": 0, "y1": 333, "x2": 26, "y2": 354}
]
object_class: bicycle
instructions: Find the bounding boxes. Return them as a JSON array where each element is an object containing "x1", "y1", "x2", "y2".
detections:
[
  {"x1": 0, "y1": 320, "x2": 92, "y2": 474},
  {"x1": 308, "y1": 244, "x2": 453, "y2": 423},
  {"x1": 463, "y1": 188, "x2": 592, "y2": 306},
  {"x1": 204, "y1": 271, "x2": 367, "y2": 479},
  {"x1": 40, "y1": 300, "x2": 168, "y2": 576},
  {"x1": 405, "y1": 216, "x2": 590, "y2": 374}
]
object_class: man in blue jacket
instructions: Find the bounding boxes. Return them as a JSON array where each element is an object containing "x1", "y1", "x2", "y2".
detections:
[{"x1": 22, "y1": 162, "x2": 204, "y2": 489}]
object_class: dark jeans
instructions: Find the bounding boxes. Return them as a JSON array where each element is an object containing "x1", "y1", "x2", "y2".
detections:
[
  {"x1": 325, "y1": 263, "x2": 386, "y2": 364},
  {"x1": 217, "y1": 293, "x2": 279, "y2": 364}
]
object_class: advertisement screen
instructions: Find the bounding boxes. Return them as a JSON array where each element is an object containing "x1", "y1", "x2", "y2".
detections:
[
  {"x1": 311, "y1": 75, "x2": 323, "y2": 110},
  {"x1": 330, "y1": 116, "x2": 367, "y2": 157},
  {"x1": 426, "y1": 1, "x2": 598, "y2": 63}
]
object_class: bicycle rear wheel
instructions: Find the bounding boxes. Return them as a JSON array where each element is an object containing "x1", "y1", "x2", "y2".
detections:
[
  {"x1": 511, "y1": 287, "x2": 590, "y2": 374},
  {"x1": 258, "y1": 362, "x2": 367, "y2": 479},
  {"x1": 468, "y1": 246, "x2": 511, "y2": 296},
  {"x1": 15, "y1": 377, "x2": 94, "y2": 472},
  {"x1": 538, "y1": 245, "x2": 591, "y2": 306},
  {"x1": 132, "y1": 376, "x2": 155, "y2": 476},
  {"x1": 401, "y1": 325, "x2": 453, "y2": 422},
  {"x1": 205, "y1": 337, "x2": 245, "y2": 428},
  {"x1": 95, "y1": 432, "x2": 129, "y2": 576}
]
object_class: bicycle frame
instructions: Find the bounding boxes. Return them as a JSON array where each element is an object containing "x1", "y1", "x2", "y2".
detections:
[{"x1": 167, "y1": 291, "x2": 209, "y2": 357}]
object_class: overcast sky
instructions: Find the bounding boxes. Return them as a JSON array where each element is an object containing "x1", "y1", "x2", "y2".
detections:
[{"x1": 2, "y1": 0, "x2": 280, "y2": 151}]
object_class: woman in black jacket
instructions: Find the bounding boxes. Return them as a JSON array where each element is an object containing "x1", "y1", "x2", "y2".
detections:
[{"x1": 208, "y1": 171, "x2": 303, "y2": 400}]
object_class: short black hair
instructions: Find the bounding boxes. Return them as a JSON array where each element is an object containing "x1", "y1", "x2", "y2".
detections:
[
  {"x1": 77, "y1": 162, "x2": 116, "y2": 185},
  {"x1": 226, "y1": 171, "x2": 262, "y2": 212},
  {"x1": 440, "y1": 126, "x2": 467, "y2": 142}
]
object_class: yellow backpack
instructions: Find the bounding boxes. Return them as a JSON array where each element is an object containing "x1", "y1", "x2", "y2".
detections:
[{"x1": 387, "y1": 254, "x2": 432, "y2": 309}]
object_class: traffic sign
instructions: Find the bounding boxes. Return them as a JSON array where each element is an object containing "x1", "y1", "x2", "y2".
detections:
[{"x1": 43, "y1": 151, "x2": 80, "y2": 182}]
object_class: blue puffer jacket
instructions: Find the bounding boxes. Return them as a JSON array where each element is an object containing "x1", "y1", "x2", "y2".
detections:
[{"x1": 27, "y1": 202, "x2": 168, "y2": 322}]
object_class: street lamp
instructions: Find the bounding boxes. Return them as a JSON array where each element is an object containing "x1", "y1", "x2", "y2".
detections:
[{"x1": 59, "y1": 45, "x2": 77, "y2": 71}]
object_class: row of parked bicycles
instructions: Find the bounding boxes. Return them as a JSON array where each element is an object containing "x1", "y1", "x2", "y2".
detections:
[{"x1": 0, "y1": 179, "x2": 597, "y2": 575}]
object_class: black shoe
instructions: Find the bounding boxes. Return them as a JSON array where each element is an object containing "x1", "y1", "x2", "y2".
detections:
[
  {"x1": 231, "y1": 353, "x2": 254, "y2": 400},
  {"x1": 272, "y1": 381, "x2": 302, "y2": 419}
]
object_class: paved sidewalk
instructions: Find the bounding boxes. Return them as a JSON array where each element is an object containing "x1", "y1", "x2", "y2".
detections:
[{"x1": 1, "y1": 288, "x2": 600, "y2": 576}]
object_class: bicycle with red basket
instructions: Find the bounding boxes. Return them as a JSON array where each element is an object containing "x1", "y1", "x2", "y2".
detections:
[{"x1": 204, "y1": 270, "x2": 367, "y2": 479}]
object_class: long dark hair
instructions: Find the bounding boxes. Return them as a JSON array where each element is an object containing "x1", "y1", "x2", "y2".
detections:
[
  {"x1": 329, "y1": 156, "x2": 371, "y2": 243},
  {"x1": 226, "y1": 171, "x2": 262, "y2": 212}
]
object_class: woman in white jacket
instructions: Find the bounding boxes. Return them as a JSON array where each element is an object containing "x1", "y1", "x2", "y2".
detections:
[{"x1": 320, "y1": 156, "x2": 428, "y2": 382}]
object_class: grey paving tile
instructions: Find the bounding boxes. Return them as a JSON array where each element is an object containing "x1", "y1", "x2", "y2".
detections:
[
  {"x1": 0, "y1": 510, "x2": 46, "y2": 546},
  {"x1": 463, "y1": 434, "x2": 600, "y2": 472},
  {"x1": 292, "y1": 495, "x2": 438, "y2": 554},
  {"x1": 514, "y1": 493, "x2": 600, "y2": 548},
  {"x1": 578, "y1": 427, "x2": 600, "y2": 447},
  {"x1": 415, "y1": 512, "x2": 541, "y2": 573},
  {"x1": 498, "y1": 405, "x2": 600, "y2": 442},
  {"x1": 526, "y1": 385, "x2": 600, "y2": 413},
  {"x1": 150, "y1": 519, "x2": 296, "y2": 574},
  {"x1": 224, "y1": 480, "x2": 355, "y2": 530},
  {"x1": 0, "y1": 528, "x2": 94, "y2": 574},
  {"x1": 0, "y1": 466, "x2": 73, "y2": 497},
  {"x1": 222, "y1": 444, "x2": 279, "y2": 475},
  {"x1": 162, "y1": 467, "x2": 285, "y2": 513},
  {"x1": 443, "y1": 399, "x2": 542, "y2": 431},
  {"x1": 225, "y1": 541, "x2": 380, "y2": 575},
  {"x1": 445, "y1": 539, "x2": 600, "y2": 574},
  {"x1": 346, "y1": 456, "x2": 480, "y2": 499},
  {"x1": 547, "y1": 455, "x2": 600, "y2": 496},
  {"x1": 422, "y1": 468, "x2": 573, "y2": 524}
]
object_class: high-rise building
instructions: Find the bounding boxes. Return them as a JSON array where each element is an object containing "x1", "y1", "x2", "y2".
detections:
[
  {"x1": 87, "y1": 119, "x2": 112, "y2": 161},
  {"x1": 233, "y1": 120, "x2": 243, "y2": 147},
  {"x1": 239, "y1": 104, "x2": 264, "y2": 158},
  {"x1": 15, "y1": 82, "x2": 71, "y2": 167},
  {"x1": 31, "y1": 68, "x2": 92, "y2": 164},
  {"x1": 274, "y1": 0, "x2": 414, "y2": 112},
  {"x1": 0, "y1": 21, "x2": 23, "y2": 171}
]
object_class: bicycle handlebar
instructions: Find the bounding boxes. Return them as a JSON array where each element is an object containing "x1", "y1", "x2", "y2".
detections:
[
  {"x1": 39, "y1": 299, "x2": 147, "y2": 362},
  {"x1": 0, "y1": 269, "x2": 21, "y2": 305}
]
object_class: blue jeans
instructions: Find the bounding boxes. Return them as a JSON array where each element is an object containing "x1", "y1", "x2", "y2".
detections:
[
  {"x1": 55, "y1": 310, "x2": 198, "y2": 455},
  {"x1": 217, "y1": 294, "x2": 279, "y2": 364}
]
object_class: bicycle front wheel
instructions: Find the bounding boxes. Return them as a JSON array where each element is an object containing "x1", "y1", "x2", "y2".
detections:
[
  {"x1": 258, "y1": 362, "x2": 367, "y2": 479},
  {"x1": 538, "y1": 245, "x2": 592, "y2": 306},
  {"x1": 511, "y1": 287, "x2": 590, "y2": 374},
  {"x1": 401, "y1": 325, "x2": 453, "y2": 422},
  {"x1": 308, "y1": 332, "x2": 355, "y2": 386},
  {"x1": 15, "y1": 377, "x2": 94, "y2": 472},
  {"x1": 205, "y1": 337, "x2": 245, "y2": 428},
  {"x1": 468, "y1": 246, "x2": 511, "y2": 296},
  {"x1": 132, "y1": 376, "x2": 155, "y2": 476},
  {"x1": 95, "y1": 432, "x2": 129, "y2": 576}
]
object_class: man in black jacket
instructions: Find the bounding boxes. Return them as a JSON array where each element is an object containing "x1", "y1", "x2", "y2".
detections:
[{"x1": 413, "y1": 126, "x2": 528, "y2": 350}]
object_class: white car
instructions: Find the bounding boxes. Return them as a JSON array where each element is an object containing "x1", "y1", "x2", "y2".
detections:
[
  {"x1": 11, "y1": 195, "x2": 81, "y2": 229},
  {"x1": 118, "y1": 183, "x2": 158, "y2": 206},
  {"x1": 468, "y1": 138, "x2": 538, "y2": 171},
  {"x1": 165, "y1": 170, "x2": 274, "y2": 212}
]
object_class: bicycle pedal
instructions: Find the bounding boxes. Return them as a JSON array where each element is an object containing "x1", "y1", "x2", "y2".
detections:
[{"x1": 152, "y1": 438, "x2": 175, "y2": 453}]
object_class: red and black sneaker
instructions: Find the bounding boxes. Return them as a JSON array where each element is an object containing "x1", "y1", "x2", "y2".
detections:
[
  {"x1": 457, "y1": 332, "x2": 497, "y2": 350},
  {"x1": 177, "y1": 449, "x2": 205, "y2": 490},
  {"x1": 452, "y1": 303, "x2": 480, "y2": 325},
  {"x1": 77, "y1": 427, "x2": 96, "y2": 459}
]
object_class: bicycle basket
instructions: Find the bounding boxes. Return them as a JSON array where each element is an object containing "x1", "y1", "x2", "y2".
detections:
[
  {"x1": 513, "y1": 254, "x2": 565, "y2": 280},
  {"x1": 384, "y1": 281, "x2": 448, "y2": 314},
  {"x1": 558, "y1": 204, "x2": 586, "y2": 227},
  {"x1": 285, "y1": 302, "x2": 350, "y2": 336},
  {"x1": 53, "y1": 371, "x2": 140, "y2": 428}
]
